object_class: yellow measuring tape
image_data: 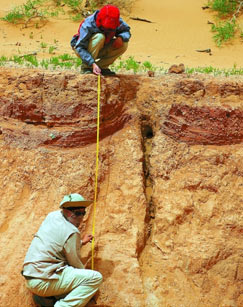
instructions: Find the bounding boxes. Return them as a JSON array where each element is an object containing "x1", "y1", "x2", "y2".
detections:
[{"x1": 91, "y1": 74, "x2": 101, "y2": 270}]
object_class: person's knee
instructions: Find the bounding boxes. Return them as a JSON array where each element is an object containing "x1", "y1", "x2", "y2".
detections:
[
  {"x1": 72, "y1": 269, "x2": 103, "y2": 286},
  {"x1": 91, "y1": 33, "x2": 105, "y2": 46},
  {"x1": 113, "y1": 41, "x2": 128, "y2": 54},
  {"x1": 93, "y1": 33, "x2": 105, "y2": 40},
  {"x1": 122, "y1": 42, "x2": 128, "y2": 52},
  {"x1": 91, "y1": 270, "x2": 103, "y2": 286},
  {"x1": 96, "y1": 271, "x2": 103, "y2": 285},
  {"x1": 122, "y1": 42, "x2": 128, "y2": 53}
]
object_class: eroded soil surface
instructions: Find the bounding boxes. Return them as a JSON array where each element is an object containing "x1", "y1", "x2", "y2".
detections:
[{"x1": 0, "y1": 68, "x2": 242, "y2": 306}]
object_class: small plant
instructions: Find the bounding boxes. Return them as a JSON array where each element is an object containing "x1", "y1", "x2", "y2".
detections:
[
  {"x1": 125, "y1": 57, "x2": 140, "y2": 73},
  {"x1": 94, "y1": 0, "x2": 134, "y2": 14},
  {"x1": 207, "y1": 0, "x2": 243, "y2": 45},
  {"x1": 40, "y1": 59, "x2": 49, "y2": 69},
  {"x1": 50, "y1": 56, "x2": 60, "y2": 65},
  {"x1": 74, "y1": 57, "x2": 82, "y2": 67},
  {"x1": 1, "y1": 8, "x2": 24, "y2": 24},
  {"x1": 207, "y1": 0, "x2": 238, "y2": 16},
  {"x1": 23, "y1": 54, "x2": 39, "y2": 66},
  {"x1": 40, "y1": 42, "x2": 47, "y2": 48},
  {"x1": 114, "y1": 56, "x2": 140, "y2": 73},
  {"x1": 49, "y1": 45, "x2": 57, "y2": 54},
  {"x1": 71, "y1": 12, "x2": 83, "y2": 21},
  {"x1": 1, "y1": 0, "x2": 60, "y2": 27},
  {"x1": 0, "y1": 56, "x2": 8, "y2": 66},
  {"x1": 12, "y1": 55, "x2": 24, "y2": 65},
  {"x1": 142, "y1": 61, "x2": 155, "y2": 71},
  {"x1": 59, "y1": 53, "x2": 73, "y2": 61},
  {"x1": 63, "y1": 0, "x2": 83, "y2": 11},
  {"x1": 1, "y1": 0, "x2": 47, "y2": 27},
  {"x1": 63, "y1": 0, "x2": 85, "y2": 20},
  {"x1": 52, "y1": 0, "x2": 62, "y2": 5},
  {"x1": 211, "y1": 18, "x2": 237, "y2": 46}
]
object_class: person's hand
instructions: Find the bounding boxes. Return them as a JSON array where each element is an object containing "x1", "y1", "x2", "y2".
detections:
[
  {"x1": 92, "y1": 63, "x2": 101, "y2": 75},
  {"x1": 112, "y1": 37, "x2": 123, "y2": 49},
  {"x1": 82, "y1": 234, "x2": 93, "y2": 245}
]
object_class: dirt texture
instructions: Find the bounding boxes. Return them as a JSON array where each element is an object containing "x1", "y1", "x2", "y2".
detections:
[{"x1": 0, "y1": 67, "x2": 242, "y2": 307}]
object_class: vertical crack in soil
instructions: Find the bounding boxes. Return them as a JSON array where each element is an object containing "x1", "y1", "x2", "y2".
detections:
[
  {"x1": 141, "y1": 122, "x2": 155, "y2": 241},
  {"x1": 139, "y1": 120, "x2": 156, "y2": 302}
]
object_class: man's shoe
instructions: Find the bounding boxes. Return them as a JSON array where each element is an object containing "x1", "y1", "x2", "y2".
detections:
[
  {"x1": 81, "y1": 68, "x2": 93, "y2": 74},
  {"x1": 101, "y1": 68, "x2": 116, "y2": 76}
]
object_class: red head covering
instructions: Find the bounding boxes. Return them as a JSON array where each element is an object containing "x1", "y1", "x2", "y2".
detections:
[{"x1": 96, "y1": 5, "x2": 120, "y2": 30}]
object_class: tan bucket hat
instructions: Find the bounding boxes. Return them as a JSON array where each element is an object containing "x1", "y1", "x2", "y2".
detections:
[{"x1": 60, "y1": 193, "x2": 93, "y2": 208}]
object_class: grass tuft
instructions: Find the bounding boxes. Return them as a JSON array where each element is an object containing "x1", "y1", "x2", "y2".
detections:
[
  {"x1": 207, "y1": 0, "x2": 243, "y2": 46},
  {"x1": 211, "y1": 18, "x2": 237, "y2": 46}
]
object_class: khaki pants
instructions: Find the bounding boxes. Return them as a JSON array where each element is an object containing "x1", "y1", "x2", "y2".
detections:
[
  {"x1": 74, "y1": 33, "x2": 128, "y2": 69},
  {"x1": 26, "y1": 266, "x2": 103, "y2": 307}
]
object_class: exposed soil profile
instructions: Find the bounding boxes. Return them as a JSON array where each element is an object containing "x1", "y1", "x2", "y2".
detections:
[
  {"x1": 0, "y1": 1, "x2": 242, "y2": 306},
  {"x1": 0, "y1": 68, "x2": 242, "y2": 306}
]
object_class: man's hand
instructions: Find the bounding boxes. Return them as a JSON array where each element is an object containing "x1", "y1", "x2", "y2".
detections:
[
  {"x1": 112, "y1": 37, "x2": 123, "y2": 49},
  {"x1": 82, "y1": 234, "x2": 93, "y2": 245},
  {"x1": 92, "y1": 63, "x2": 101, "y2": 75}
]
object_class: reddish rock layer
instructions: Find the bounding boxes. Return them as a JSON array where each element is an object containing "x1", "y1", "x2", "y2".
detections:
[
  {"x1": 162, "y1": 104, "x2": 243, "y2": 145},
  {"x1": 0, "y1": 70, "x2": 138, "y2": 147}
]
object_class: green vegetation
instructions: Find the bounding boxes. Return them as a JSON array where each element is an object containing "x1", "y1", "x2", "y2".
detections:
[
  {"x1": 185, "y1": 64, "x2": 243, "y2": 76},
  {"x1": 1, "y1": 0, "x2": 59, "y2": 27},
  {"x1": 211, "y1": 19, "x2": 237, "y2": 46},
  {"x1": 0, "y1": 53, "x2": 82, "y2": 70},
  {"x1": 208, "y1": 0, "x2": 238, "y2": 15},
  {"x1": 207, "y1": 0, "x2": 243, "y2": 46},
  {"x1": 94, "y1": 0, "x2": 134, "y2": 14},
  {"x1": 61, "y1": 0, "x2": 85, "y2": 21},
  {"x1": 111, "y1": 56, "x2": 140, "y2": 73},
  {"x1": 40, "y1": 42, "x2": 48, "y2": 48},
  {"x1": 48, "y1": 45, "x2": 57, "y2": 54},
  {"x1": 110, "y1": 57, "x2": 162, "y2": 74},
  {"x1": 1, "y1": 0, "x2": 133, "y2": 24},
  {"x1": 0, "y1": 54, "x2": 242, "y2": 76}
]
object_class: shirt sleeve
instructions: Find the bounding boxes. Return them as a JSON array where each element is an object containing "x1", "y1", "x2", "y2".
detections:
[
  {"x1": 74, "y1": 16, "x2": 97, "y2": 66},
  {"x1": 116, "y1": 18, "x2": 131, "y2": 42},
  {"x1": 63, "y1": 233, "x2": 84, "y2": 269}
]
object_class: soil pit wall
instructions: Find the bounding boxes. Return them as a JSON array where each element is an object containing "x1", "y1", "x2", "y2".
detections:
[{"x1": 0, "y1": 68, "x2": 242, "y2": 307}]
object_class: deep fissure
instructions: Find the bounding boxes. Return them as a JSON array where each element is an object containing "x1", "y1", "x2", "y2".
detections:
[{"x1": 141, "y1": 122, "x2": 155, "y2": 240}]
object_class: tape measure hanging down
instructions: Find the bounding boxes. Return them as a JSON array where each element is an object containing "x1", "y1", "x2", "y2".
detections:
[{"x1": 91, "y1": 74, "x2": 101, "y2": 270}]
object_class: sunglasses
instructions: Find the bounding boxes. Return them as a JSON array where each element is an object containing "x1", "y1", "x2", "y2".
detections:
[{"x1": 70, "y1": 210, "x2": 86, "y2": 217}]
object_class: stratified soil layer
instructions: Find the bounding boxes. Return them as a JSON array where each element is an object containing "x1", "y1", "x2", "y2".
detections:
[{"x1": 0, "y1": 67, "x2": 242, "y2": 307}]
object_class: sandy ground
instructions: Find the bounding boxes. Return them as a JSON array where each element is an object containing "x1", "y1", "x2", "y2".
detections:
[{"x1": 0, "y1": 0, "x2": 242, "y2": 69}]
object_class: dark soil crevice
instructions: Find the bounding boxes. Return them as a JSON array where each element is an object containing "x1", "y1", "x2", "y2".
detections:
[{"x1": 141, "y1": 121, "x2": 155, "y2": 242}]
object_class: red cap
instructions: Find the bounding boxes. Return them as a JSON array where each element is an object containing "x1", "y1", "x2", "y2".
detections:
[{"x1": 96, "y1": 5, "x2": 120, "y2": 30}]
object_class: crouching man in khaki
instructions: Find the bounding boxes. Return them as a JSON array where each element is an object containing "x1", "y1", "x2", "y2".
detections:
[{"x1": 22, "y1": 193, "x2": 102, "y2": 307}]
